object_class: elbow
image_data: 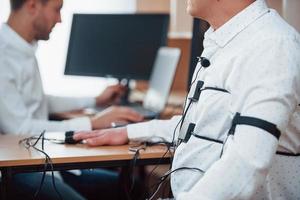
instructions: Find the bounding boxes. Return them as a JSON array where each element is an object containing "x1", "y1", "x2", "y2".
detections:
[
  {"x1": 3, "y1": 120, "x2": 36, "y2": 136},
  {"x1": 245, "y1": 149, "x2": 275, "y2": 172},
  {"x1": 4, "y1": 125, "x2": 29, "y2": 136},
  {"x1": 233, "y1": 126, "x2": 279, "y2": 171}
]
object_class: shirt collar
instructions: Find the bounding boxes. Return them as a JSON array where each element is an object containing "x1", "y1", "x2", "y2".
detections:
[
  {"x1": 0, "y1": 23, "x2": 38, "y2": 56},
  {"x1": 205, "y1": 0, "x2": 270, "y2": 48}
]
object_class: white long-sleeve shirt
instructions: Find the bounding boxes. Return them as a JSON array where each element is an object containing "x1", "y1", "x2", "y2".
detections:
[
  {"x1": 128, "y1": 0, "x2": 300, "y2": 199},
  {"x1": 0, "y1": 23, "x2": 95, "y2": 135}
]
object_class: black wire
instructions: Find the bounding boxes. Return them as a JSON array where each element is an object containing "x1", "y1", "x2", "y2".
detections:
[
  {"x1": 33, "y1": 157, "x2": 47, "y2": 198},
  {"x1": 147, "y1": 57, "x2": 219, "y2": 199},
  {"x1": 171, "y1": 63, "x2": 204, "y2": 148},
  {"x1": 19, "y1": 131, "x2": 47, "y2": 200},
  {"x1": 41, "y1": 131, "x2": 45, "y2": 150},
  {"x1": 127, "y1": 142, "x2": 172, "y2": 200},
  {"x1": 145, "y1": 143, "x2": 172, "y2": 186},
  {"x1": 178, "y1": 100, "x2": 193, "y2": 131},
  {"x1": 170, "y1": 119, "x2": 182, "y2": 150},
  {"x1": 148, "y1": 167, "x2": 205, "y2": 200},
  {"x1": 147, "y1": 180, "x2": 164, "y2": 200},
  {"x1": 31, "y1": 147, "x2": 51, "y2": 199},
  {"x1": 40, "y1": 133, "x2": 63, "y2": 200},
  {"x1": 143, "y1": 63, "x2": 205, "y2": 200},
  {"x1": 19, "y1": 131, "x2": 63, "y2": 200},
  {"x1": 128, "y1": 145, "x2": 145, "y2": 199},
  {"x1": 130, "y1": 150, "x2": 139, "y2": 193},
  {"x1": 220, "y1": 135, "x2": 230, "y2": 158},
  {"x1": 20, "y1": 136, "x2": 65, "y2": 144},
  {"x1": 189, "y1": 65, "x2": 203, "y2": 92},
  {"x1": 128, "y1": 142, "x2": 171, "y2": 200}
]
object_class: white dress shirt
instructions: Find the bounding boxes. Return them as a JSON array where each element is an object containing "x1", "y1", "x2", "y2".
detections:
[
  {"x1": 127, "y1": 0, "x2": 300, "y2": 199},
  {"x1": 0, "y1": 24, "x2": 95, "y2": 135}
]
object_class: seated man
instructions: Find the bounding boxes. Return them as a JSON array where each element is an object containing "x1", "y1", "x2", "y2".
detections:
[
  {"x1": 74, "y1": 0, "x2": 300, "y2": 199},
  {"x1": 0, "y1": 0, "x2": 143, "y2": 199},
  {"x1": 0, "y1": 1, "x2": 143, "y2": 136}
]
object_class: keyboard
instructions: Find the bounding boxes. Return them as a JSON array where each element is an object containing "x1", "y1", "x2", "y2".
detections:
[
  {"x1": 129, "y1": 104, "x2": 158, "y2": 119},
  {"x1": 89, "y1": 103, "x2": 159, "y2": 119}
]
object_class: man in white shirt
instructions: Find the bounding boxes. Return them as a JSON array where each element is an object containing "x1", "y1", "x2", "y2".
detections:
[
  {"x1": 0, "y1": 0, "x2": 143, "y2": 136},
  {"x1": 74, "y1": 0, "x2": 300, "y2": 199},
  {"x1": 0, "y1": 0, "x2": 143, "y2": 199}
]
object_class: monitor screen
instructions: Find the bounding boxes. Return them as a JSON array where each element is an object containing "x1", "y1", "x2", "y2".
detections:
[{"x1": 65, "y1": 14, "x2": 169, "y2": 80}]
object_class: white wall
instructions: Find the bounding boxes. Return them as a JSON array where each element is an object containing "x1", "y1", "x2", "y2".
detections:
[
  {"x1": 169, "y1": 0, "x2": 193, "y2": 38},
  {"x1": 0, "y1": 0, "x2": 10, "y2": 22},
  {"x1": 0, "y1": 0, "x2": 136, "y2": 97}
]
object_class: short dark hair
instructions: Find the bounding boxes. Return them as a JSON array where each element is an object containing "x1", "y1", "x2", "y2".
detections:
[{"x1": 10, "y1": 0, "x2": 49, "y2": 11}]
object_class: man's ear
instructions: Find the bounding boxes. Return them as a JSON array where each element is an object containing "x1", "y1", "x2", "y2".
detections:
[{"x1": 25, "y1": 0, "x2": 40, "y2": 15}]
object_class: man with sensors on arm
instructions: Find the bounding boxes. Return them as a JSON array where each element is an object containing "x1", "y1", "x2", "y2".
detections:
[{"x1": 74, "y1": 0, "x2": 300, "y2": 199}]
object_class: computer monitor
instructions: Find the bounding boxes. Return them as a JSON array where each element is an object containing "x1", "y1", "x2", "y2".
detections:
[{"x1": 65, "y1": 13, "x2": 170, "y2": 80}]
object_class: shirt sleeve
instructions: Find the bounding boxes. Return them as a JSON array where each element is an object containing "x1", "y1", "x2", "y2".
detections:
[
  {"x1": 127, "y1": 115, "x2": 181, "y2": 143},
  {"x1": 46, "y1": 95, "x2": 96, "y2": 113},
  {"x1": 0, "y1": 62, "x2": 92, "y2": 136},
  {"x1": 0, "y1": 86, "x2": 92, "y2": 135},
  {"x1": 177, "y1": 37, "x2": 300, "y2": 199}
]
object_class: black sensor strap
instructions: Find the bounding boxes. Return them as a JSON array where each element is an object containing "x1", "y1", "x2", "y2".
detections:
[{"x1": 228, "y1": 113, "x2": 281, "y2": 140}]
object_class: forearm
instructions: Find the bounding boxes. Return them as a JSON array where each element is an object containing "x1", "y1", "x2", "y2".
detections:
[
  {"x1": 127, "y1": 115, "x2": 181, "y2": 143},
  {"x1": 2, "y1": 117, "x2": 91, "y2": 136},
  {"x1": 177, "y1": 125, "x2": 278, "y2": 199},
  {"x1": 47, "y1": 95, "x2": 95, "y2": 113}
]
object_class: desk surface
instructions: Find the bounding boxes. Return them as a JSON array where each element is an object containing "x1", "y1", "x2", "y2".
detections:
[{"x1": 0, "y1": 134, "x2": 170, "y2": 168}]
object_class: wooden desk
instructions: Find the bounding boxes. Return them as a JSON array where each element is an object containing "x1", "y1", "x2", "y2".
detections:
[{"x1": 0, "y1": 134, "x2": 171, "y2": 199}]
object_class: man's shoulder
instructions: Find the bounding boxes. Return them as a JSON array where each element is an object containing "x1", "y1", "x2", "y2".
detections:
[
  {"x1": 256, "y1": 10, "x2": 300, "y2": 42},
  {"x1": 0, "y1": 35, "x2": 6, "y2": 52},
  {"x1": 0, "y1": 38, "x2": 22, "y2": 77},
  {"x1": 0, "y1": 35, "x2": 11, "y2": 59},
  {"x1": 0, "y1": 37, "x2": 7, "y2": 65},
  {"x1": 239, "y1": 10, "x2": 300, "y2": 54}
]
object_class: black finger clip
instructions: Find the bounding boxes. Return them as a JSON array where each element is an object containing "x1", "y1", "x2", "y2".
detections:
[{"x1": 65, "y1": 131, "x2": 79, "y2": 144}]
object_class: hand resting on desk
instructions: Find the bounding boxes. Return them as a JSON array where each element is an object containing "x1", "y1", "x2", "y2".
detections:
[{"x1": 73, "y1": 127, "x2": 129, "y2": 147}]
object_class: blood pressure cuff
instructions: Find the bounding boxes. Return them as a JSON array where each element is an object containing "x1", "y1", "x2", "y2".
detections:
[{"x1": 228, "y1": 112, "x2": 281, "y2": 140}]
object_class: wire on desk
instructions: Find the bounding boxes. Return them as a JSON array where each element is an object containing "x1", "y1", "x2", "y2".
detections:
[{"x1": 19, "y1": 131, "x2": 63, "y2": 200}]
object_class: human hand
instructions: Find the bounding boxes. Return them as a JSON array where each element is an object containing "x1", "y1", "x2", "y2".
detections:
[
  {"x1": 90, "y1": 106, "x2": 143, "y2": 129},
  {"x1": 73, "y1": 127, "x2": 128, "y2": 146},
  {"x1": 96, "y1": 84, "x2": 126, "y2": 106}
]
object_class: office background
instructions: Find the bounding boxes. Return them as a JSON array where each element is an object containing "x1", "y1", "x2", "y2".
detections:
[{"x1": 0, "y1": 0, "x2": 299, "y2": 98}]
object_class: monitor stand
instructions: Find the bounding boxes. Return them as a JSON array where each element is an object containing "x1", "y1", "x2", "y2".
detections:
[{"x1": 119, "y1": 78, "x2": 131, "y2": 105}]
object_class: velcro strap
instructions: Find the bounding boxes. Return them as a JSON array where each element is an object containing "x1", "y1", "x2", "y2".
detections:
[
  {"x1": 276, "y1": 151, "x2": 300, "y2": 156},
  {"x1": 228, "y1": 113, "x2": 281, "y2": 140}
]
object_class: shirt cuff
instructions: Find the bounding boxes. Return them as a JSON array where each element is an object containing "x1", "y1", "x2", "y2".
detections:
[
  {"x1": 127, "y1": 121, "x2": 154, "y2": 141},
  {"x1": 82, "y1": 97, "x2": 96, "y2": 108},
  {"x1": 65, "y1": 116, "x2": 92, "y2": 131},
  {"x1": 177, "y1": 192, "x2": 210, "y2": 200}
]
